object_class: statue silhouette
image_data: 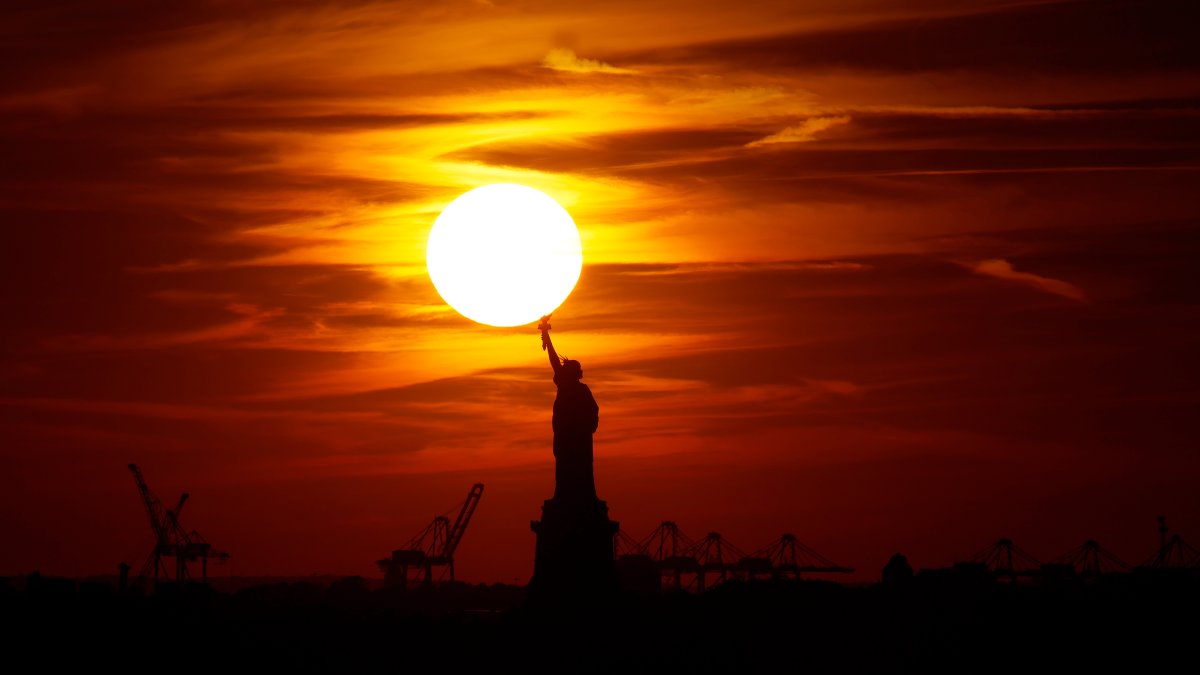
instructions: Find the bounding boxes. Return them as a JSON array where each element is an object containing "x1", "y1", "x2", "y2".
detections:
[
  {"x1": 529, "y1": 315, "x2": 618, "y2": 602},
  {"x1": 540, "y1": 315, "x2": 598, "y2": 503}
]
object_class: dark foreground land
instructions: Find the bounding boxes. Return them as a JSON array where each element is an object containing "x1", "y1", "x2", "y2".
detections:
[{"x1": 3, "y1": 572, "x2": 1197, "y2": 673}]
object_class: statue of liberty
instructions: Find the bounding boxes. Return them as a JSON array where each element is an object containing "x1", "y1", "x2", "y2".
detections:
[
  {"x1": 529, "y1": 314, "x2": 617, "y2": 602},
  {"x1": 539, "y1": 315, "x2": 598, "y2": 503}
]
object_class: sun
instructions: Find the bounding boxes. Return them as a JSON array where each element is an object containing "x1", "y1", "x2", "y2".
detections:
[{"x1": 426, "y1": 184, "x2": 583, "y2": 327}]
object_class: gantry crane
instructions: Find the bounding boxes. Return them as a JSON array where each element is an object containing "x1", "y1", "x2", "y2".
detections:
[
  {"x1": 1046, "y1": 540, "x2": 1131, "y2": 578},
  {"x1": 690, "y1": 532, "x2": 747, "y2": 591},
  {"x1": 959, "y1": 538, "x2": 1041, "y2": 582},
  {"x1": 1140, "y1": 517, "x2": 1200, "y2": 570},
  {"x1": 615, "y1": 522, "x2": 854, "y2": 592},
  {"x1": 377, "y1": 483, "x2": 484, "y2": 588},
  {"x1": 636, "y1": 521, "x2": 701, "y2": 591},
  {"x1": 128, "y1": 463, "x2": 229, "y2": 588},
  {"x1": 741, "y1": 533, "x2": 855, "y2": 579}
]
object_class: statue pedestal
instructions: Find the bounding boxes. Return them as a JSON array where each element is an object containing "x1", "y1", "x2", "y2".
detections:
[{"x1": 529, "y1": 497, "x2": 619, "y2": 604}]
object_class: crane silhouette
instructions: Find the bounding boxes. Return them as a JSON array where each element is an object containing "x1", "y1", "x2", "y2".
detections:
[
  {"x1": 128, "y1": 464, "x2": 228, "y2": 588},
  {"x1": 377, "y1": 483, "x2": 484, "y2": 588}
]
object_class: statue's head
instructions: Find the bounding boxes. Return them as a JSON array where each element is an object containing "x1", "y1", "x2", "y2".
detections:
[{"x1": 559, "y1": 359, "x2": 583, "y2": 382}]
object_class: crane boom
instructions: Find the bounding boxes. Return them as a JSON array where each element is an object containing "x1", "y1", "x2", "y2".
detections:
[
  {"x1": 128, "y1": 464, "x2": 167, "y2": 544},
  {"x1": 443, "y1": 483, "x2": 484, "y2": 559},
  {"x1": 172, "y1": 493, "x2": 189, "y2": 521}
]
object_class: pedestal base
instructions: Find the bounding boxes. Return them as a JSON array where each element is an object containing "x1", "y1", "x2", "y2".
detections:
[{"x1": 529, "y1": 497, "x2": 619, "y2": 604}]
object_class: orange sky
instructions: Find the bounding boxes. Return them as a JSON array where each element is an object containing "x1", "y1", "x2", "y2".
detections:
[{"x1": 2, "y1": 0, "x2": 1199, "y2": 583}]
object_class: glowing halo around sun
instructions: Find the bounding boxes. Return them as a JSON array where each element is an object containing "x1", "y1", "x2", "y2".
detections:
[{"x1": 426, "y1": 184, "x2": 583, "y2": 327}]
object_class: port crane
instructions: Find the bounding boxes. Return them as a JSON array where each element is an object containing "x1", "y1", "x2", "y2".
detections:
[
  {"x1": 377, "y1": 483, "x2": 484, "y2": 588},
  {"x1": 128, "y1": 463, "x2": 228, "y2": 587},
  {"x1": 617, "y1": 521, "x2": 853, "y2": 591}
]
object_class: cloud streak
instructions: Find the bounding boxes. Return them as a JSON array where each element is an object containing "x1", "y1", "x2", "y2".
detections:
[
  {"x1": 971, "y1": 258, "x2": 1087, "y2": 302},
  {"x1": 541, "y1": 48, "x2": 635, "y2": 74},
  {"x1": 747, "y1": 116, "x2": 851, "y2": 146}
]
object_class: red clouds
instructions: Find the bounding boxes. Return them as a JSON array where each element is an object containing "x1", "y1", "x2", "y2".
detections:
[{"x1": 2, "y1": 0, "x2": 1198, "y2": 581}]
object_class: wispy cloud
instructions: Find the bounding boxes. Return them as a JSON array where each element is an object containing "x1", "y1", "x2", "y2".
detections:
[
  {"x1": 971, "y1": 258, "x2": 1086, "y2": 302},
  {"x1": 541, "y1": 48, "x2": 635, "y2": 74},
  {"x1": 41, "y1": 303, "x2": 284, "y2": 352},
  {"x1": 747, "y1": 116, "x2": 850, "y2": 147}
]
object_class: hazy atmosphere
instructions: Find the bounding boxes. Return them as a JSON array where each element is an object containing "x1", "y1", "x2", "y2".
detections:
[{"x1": 2, "y1": 0, "x2": 1198, "y2": 584}]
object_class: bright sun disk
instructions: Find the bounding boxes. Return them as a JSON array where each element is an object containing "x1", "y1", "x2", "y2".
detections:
[{"x1": 426, "y1": 184, "x2": 583, "y2": 327}]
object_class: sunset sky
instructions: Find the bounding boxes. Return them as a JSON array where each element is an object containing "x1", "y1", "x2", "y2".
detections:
[{"x1": 2, "y1": 0, "x2": 1198, "y2": 583}]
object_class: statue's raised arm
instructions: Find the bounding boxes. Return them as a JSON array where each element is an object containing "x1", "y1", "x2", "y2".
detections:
[{"x1": 539, "y1": 315, "x2": 562, "y2": 376}]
